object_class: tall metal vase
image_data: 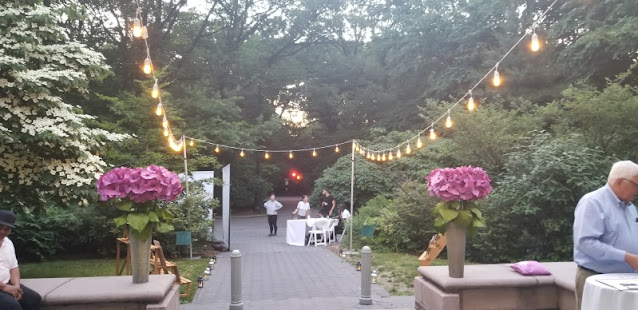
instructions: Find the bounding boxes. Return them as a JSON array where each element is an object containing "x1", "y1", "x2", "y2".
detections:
[
  {"x1": 445, "y1": 220, "x2": 467, "y2": 278},
  {"x1": 129, "y1": 226, "x2": 151, "y2": 284}
]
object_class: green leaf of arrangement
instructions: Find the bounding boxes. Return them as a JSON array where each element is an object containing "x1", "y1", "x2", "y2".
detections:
[
  {"x1": 127, "y1": 213, "x2": 150, "y2": 233},
  {"x1": 159, "y1": 208, "x2": 174, "y2": 220},
  {"x1": 438, "y1": 207, "x2": 459, "y2": 223},
  {"x1": 449, "y1": 201, "x2": 461, "y2": 210},
  {"x1": 156, "y1": 222, "x2": 174, "y2": 233},
  {"x1": 130, "y1": 223, "x2": 153, "y2": 242},
  {"x1": 116, "y1": 201, "x2": 133, "y2": 212},
  {"x1": 473, "y1": 217, "x2": 487, "y2": 228},
  {"x1": 455, "y1": 210, "x2": 474, "y2": 229},
  {"x1": 469, "y1": 207, "x2": 484, "y2": 220},
  {"x1": 113, "y1": 215, "x2": 128, "y2": 227},
  {"x1": 434, "y1": 216, "x2": 446, "y2": 229},
  {"x1": 148, "y1": 211, "x2": 159, "y2": 223}
]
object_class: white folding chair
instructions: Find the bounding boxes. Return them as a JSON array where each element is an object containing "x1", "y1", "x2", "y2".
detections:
[
  {"x1": 338, "y1": 219, "x2": 349, "y2": 243},
  {"x1": 327, "y1": 219, "x2": 338, "y2": 243},
  {"x1": 307, "y1": 218, "x2": 328, "y2": 247}
]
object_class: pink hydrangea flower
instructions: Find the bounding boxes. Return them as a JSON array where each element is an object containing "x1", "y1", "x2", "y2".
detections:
[
  {"x1": 97, "y1": 165, "x2": 183, "y2": 203},
  {"x1": 425, "y1": 166, "x2": 492, "y2": 202}
]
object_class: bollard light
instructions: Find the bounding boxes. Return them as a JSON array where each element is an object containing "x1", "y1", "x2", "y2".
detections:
[
  {"x1": 371, "y1": 270, "x2": 378, "y2": 284},
  {"x1": 198, "y1": 276, "x2": 204, "y2": 288},
  {"x1": 339, "y1": 249, "x2": 343, "y2": 257},
  {"x1": 356, "y1": 262, "x2": 361, "y2": 271}
]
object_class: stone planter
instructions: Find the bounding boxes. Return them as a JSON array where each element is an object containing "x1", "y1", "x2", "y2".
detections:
[
  {"x1": 129, "y1": 228, "x2": 151, "y2": 284},
  {"x1": 445, "y1": 221, "x2": 466, "y2": 278}
]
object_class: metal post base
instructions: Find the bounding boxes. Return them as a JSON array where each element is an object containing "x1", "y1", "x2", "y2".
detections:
[
  {"x1": 229, "y1": 302, "x2": 244, "y2": 310},
  {"x1": 359, "y1": 297, "x2": 372, "y2": 305}
]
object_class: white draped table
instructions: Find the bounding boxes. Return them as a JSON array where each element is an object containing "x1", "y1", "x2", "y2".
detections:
[
  {"x1": 582, "y1": 273, "x2": 638, "y2": 310},
  {"x1": 286, "y1": 219, "x2": 310, "y2": 246}
]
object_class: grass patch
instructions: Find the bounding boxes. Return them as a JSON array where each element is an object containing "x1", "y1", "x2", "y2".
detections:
[
  {"x1": 20, "y1": 257, "x2": 209, "y2": 303},
  {"x1": 342, "y1": 251, "x2": 447, "y2": 296}
]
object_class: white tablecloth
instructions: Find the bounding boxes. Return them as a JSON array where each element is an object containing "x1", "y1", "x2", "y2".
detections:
[
  {"x1": 286, "y1": 220, "x2": 309, "y2": 246},
  {"x1": 582, "y1": 273, "x2": 638, "y2": 310}
]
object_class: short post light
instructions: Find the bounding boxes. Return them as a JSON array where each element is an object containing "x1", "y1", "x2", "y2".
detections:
[
  {"x1": 356, "y1": 262, "x2": 361, "y2": 271},
  {"x1": 371, "y1": 270, "x2": 378, "y2": 284},
  {"x1": 197, "y1": 276, "x2": 204, "y2": 288}
]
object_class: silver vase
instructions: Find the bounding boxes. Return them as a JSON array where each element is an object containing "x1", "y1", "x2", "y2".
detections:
[
  {"x1": 129, "y1": 229, "x2": 151, "y2": 284},
  {"x1": 445, "y1": 221, "x2": 467, "y2": 278}
]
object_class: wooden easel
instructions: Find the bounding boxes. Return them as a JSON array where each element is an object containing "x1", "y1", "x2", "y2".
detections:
[{"x1": 418, "y1": 233, "x2": 447, "y2": 266}]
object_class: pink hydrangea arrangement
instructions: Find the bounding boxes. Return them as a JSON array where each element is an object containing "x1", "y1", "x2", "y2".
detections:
[
  {"x1": 425, "y1": 166, "x2": 492, "y2": 236},
  {"x1": 97, "y1": 165, "x2": 183, "y2": 240}
]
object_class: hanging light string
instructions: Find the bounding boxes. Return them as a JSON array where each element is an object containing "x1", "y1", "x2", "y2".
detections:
[
  {"x1": 350, "y1": 0, "x2": 559, "y2": 160},
  {"x1": 133, "y1": 0, "x2": 557, "y2": 159}
]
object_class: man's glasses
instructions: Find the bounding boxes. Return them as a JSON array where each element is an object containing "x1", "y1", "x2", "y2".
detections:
[{"x1": 623, "y1": 178, "x2": 638, "y2": 189}]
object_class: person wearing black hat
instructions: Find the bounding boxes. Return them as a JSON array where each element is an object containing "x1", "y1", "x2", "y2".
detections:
[{"x1": 0, "y1": 210, "x2": 42, "y2": 310}]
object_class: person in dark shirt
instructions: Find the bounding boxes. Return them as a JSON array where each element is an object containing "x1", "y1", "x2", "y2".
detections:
[{"x1": 319, "y1": 189, "x2": 336, "y2": 217}]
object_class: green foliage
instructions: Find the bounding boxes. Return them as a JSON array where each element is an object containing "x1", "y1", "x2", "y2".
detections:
[
  {"x1": 432, "y1": 201, "x2": 486, "y2": 238},
  {"x1": 467, "y1": 131, "x2": 616, "y2": 263}
]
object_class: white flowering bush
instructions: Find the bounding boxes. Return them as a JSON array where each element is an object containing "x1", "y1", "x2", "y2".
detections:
[{"x1": 0, "y1": 2, "x2": 129, "y2": 208}]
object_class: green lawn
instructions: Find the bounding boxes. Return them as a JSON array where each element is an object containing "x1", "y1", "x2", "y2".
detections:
[
  {"x1": 20, "y1": 258, "x2": 209, "y2": 303},
  {"x1": 343, "y1": 252, "x2": 447, "y2": 295}
]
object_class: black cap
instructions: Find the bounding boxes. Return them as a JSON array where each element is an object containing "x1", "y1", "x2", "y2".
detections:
[{"x1": 0, "y1": 210, "x2": 16, "y2": 228}]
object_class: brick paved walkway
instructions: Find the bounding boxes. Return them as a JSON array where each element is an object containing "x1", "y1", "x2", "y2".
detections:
[{"x1": 180, "y1": 197, "x2": 414, "y2": 310}]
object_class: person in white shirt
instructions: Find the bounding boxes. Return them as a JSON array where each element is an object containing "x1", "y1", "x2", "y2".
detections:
[
  {"x1": 292, "y1": 195, "x2": 311, "y2": 219},
  {"x1": 263, "y1": 194, "x2": 283, "y2": 236},
  {"x1": 0, "y1": 210, "x2": 42, "y2": 310},
  {"x1": 336, "y1": 204, "x2": 351, "y2": 235}
]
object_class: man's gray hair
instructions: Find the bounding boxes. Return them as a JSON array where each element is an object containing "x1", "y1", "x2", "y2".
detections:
[{"x1": 608, "y1": 160, "x2": 638, "y2": 184}]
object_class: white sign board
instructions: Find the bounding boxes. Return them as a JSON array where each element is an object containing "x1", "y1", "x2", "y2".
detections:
[{"x1": 222, "y1": 164, "x2": 231, "y2": 248}]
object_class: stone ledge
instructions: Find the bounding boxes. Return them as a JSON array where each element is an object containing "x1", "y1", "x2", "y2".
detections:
[{"x1": 22, "y1": 274, "x2": 178, "y2": 310}]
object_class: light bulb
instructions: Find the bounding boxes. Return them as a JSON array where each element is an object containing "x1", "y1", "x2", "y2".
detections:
[
  {"x1": 163, "y1": 127, "x2": 168, "y2": 137},
  {"x1": 143, "y1": 57, "x2": 152, "y2": 74},
  {"x1": 531, "y1": 32, "x2": 540, "y2": 52},
  {"x1": 366, "y1": 152, "x2": 370, "y2": 159},
  {"x1": 240, "y1": 150, "x2": 245, "y2": 157},
  {"x1": 382, "y1": 153, "x2": 386, "y2": 161},
  {"x1": 141, "y1": 26, "x2": 148, "y2": 39},
  {"x1": 265, "y1": 152, "x2": 270, "y2": 159},
  {"x1": 289, "y1": 151, "x2": 294, "y2": 159},
  {"x1": 215, "y1": 145, "x2": 220, "y2": 153},
  {"x1": 155, "y1": 102, "x2": 163, "y2": 116},
  {"x1": 189, "y1": 139, "x2": 194, "y2": 147},
  {"x1": 132, "y1": 18, "x2": 142, "y2": 37},
  {"x1": 152, "y1": 80, "x2": 159, "y2": 98},
  {"x1": 397, "y1": 149, "x2": 401, "y2": 158},
  {"x1": 406, "y1": 143, "x2": 411, "y2": 154},
  {"x1": 446, "y1": 111, "x2": 452, "y2": 128},
  {"x1": 312, "y1": 149, "x2": 317, "y2": 157},
  {"x1": 162, "y1": 115, "x2": 168, "y2": 128},
  {"x1": 335, "y1": 146, "x2": 340, "y2": 153},
  {"x1": 417, "y1": 136, "x2": 423, "y2": 148},
  {"x1": 389, "y1": 152, "x2": 393, "y2": 160},
  {"x1": 373, "y1": 154, "x2": 377, "y2": 161},
  {"x1": 493, "y1": 67, "x2": 501, "y2": 87},
  {"x1": 468, "y1": 96, "x2": 475, "y2": 111},
  {"x1": 430, "y1": 127, "x2": 437, "y2": 140}
]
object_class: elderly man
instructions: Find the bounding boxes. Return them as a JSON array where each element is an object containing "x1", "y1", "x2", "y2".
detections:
[
  {"x1": 573, "y1": 160, "x2": 638, "y2": 310},
  {"x1": 0, "y1": 210, "x2": 42, "y2": 310}
]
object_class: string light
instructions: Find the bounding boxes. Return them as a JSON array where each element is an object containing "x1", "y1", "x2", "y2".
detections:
[
  {"x1": 446, "y1": 110, "x2": 452, "y2": 128},
  {"x1": 405, "y1": 143, "x2": 411, "y2": 155},
  {"x1": 265, "y1": 152, "x2": 270, "y2": 159},
  {"x1": 215, "y1": 145, "x2": 220, "y2": 153},
  {"x1": 312, "y1": 149, "x2": 317, "y2": 157},
  {"x1": 162, "y1": 115, "x2": 168, "y2": 128},
  {"x1": 396, "y1": 149, "x2": 401, "y2": 158},
  {"x1": 493, "y1": 63, "x2": 501, "y2": 87},
  {"x1": 143, "y1": 57, "x2": 152, "y2": 74},
  {"x1": 155, "y1": 102, "x2": 163, "y2": 116},
  {"x1": 531, "y1": 27, "x2": 540, "y2": 52},
  {"x1": 163, "y1": 127, "x2": 168, "y2": 137},
  {"x1": 240, "y1": 149, "x2": 245, "y2": 157},
  {"x1": 189, "y1": 139, "x2": 194, "y2": 147},
  {"x1": 430, "y1": 124, "x2": 437, "y2": 140},
  {"x1": 141, "y1": 26, "x2": 148, "y2": 40},
  {"x1": 382, "y1": 153, "x2": 386, "y2": 161},
  {"x1": 152, "y1": 79, "x2": 159, "y2": 98},
  {"x1": 417, "y1": 136, "x2": 423, "y2": 148},
  {"x1": 335, "y1": 146, "x2": 340, "y2": 153},
  {"x1": 289, "y1": 151, "x2": 294, "y2": 159},
  {"x1": 366, "y1": 152, "x2": 371, "y2": 159},
  {"x1": 468, "y1": 90, "x2": 476, "y2": 111},
  {"x1": 389, "y1": 152, "x2": 393, "y2": 160},
  {"x1": 132, "y1": 17, "x2": 142, "y2": 38}
]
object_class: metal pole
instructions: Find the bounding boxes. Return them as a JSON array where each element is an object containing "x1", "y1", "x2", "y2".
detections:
[
  {"x1": 350, "y1": 140, "x2": 355, "y2": 252},
  {"x1": 360, "y1": 246, "x2": 372, "y2": 305},
  {"x1": 182, "y1": 136, "x2": 192, "y2": 259},
  {"x1": 230, "y1": 250, "x2": 244, "y2": 310}
]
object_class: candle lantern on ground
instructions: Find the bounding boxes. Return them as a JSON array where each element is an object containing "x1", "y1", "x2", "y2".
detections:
[
  {"x1": 197, "y1": 276, "x2": 204, "y2": 288},
  {"x1": 204, "y1": 267, "x2": 211, "y2": 280},
  {"x1": 213, "y1": 255, "x2": 217, "y2": 264},
  {"x1": 356, "y1": 262, "x2": 361, "y2": 271},
  {"x1": 339, "y1": 249, "x2": 343, "y2": 257},
  {"x1": 371, "y1": 270, "x2": 378, "y2": 284}
]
